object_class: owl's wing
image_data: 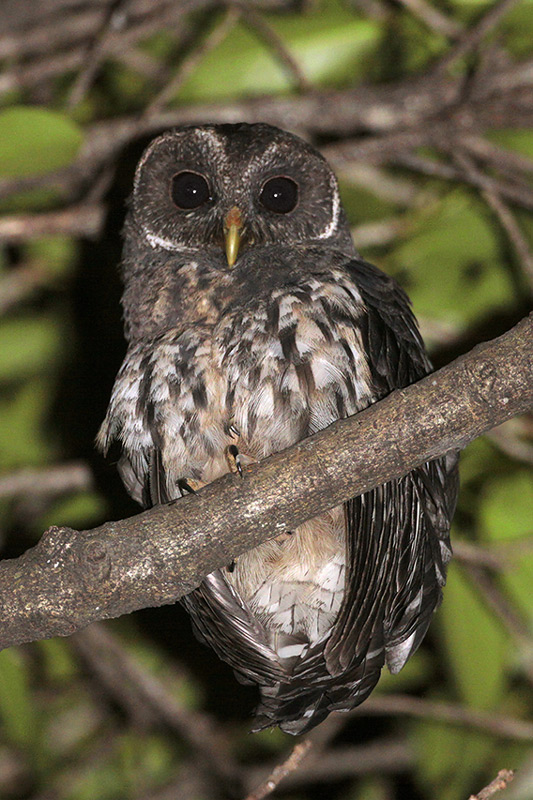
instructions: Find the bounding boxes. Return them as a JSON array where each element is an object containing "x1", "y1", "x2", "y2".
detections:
[
  {"x1": 253, "y1": 258, "x2": 458, "y2": 734},
  {"x1": 326, "y1": 258, "x2": 458, "y2": 673}
]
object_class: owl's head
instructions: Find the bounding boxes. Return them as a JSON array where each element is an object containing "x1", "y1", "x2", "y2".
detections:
[{"x1": 127, "y1": 123, "x2": 353, "y2": 266}]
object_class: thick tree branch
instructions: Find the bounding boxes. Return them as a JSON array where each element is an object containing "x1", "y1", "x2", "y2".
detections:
[{"x1": 0, "y1": 314, "x2": 531, "y2": 651}]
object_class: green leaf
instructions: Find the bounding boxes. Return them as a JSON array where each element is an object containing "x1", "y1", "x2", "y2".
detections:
[
  {"x1": 0, "y1": 187, "x2": 62, "y2": 215},
  {"x1": 38, "y1": 638, "x2": 78, "y2": 683},
  {"x1": 0, "y1": 378, "x2": 59, "y2": 467},
  {"x1": 25, "y1": 236, "x2": 79, "y2": 279},
  {"x1": 129, "y1": 639, "x2": 203, "y2": 711},
  {"x1": 0, "y1": 649, "x2": 40, "y2": 750},
  {"x1": 479, "y1": 471, "x2": 533, "y2": 629},
  {"x1": 444, "y1": 0, "x2": 533, "y2": 56},
  {"x1": 386, "y1": 12, "x2": 448, "y2": 75},
  {"x1": 65, "y1": 732, "x2": 175, "y2": 800},
  {"x1": 339, "y1": 181, "x2": 398, "y2": 225},
  {"x1": 384, "y1": 190, "x2": 514, "y2": 329},
  {"x1": 413, "y1": 719, "x2": 496, "y2": 800},
  {"x1": 0, "y1": 315, "x2": 66, "y2": 381},
  {"x1": 499, "y1": 2, "x2": 533, "y2": 58},
  {"x1": 350, "y1": 776, "x2": 392, "y2": 800},
  {"x1": 438, "y1": 563, "x2": 508, "y2": 710},
  {"x1": 175, "y1": 7, "x2": 381, "y2": 103},
  {"x1": 488, "y1": 129, "x2": 533, "y2": 159},
  {"x1": 0, "y1": 107, "x2": 83, "y2": 178}
]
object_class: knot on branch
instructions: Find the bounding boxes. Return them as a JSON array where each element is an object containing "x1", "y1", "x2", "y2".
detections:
[
  {"x1": 41, "y1": 526, "x2": 112, "y2": 586},
  {"x1": 81, "y1": 537, "x2": 113, "y2": 585},
  {"x1": 464, "y1": 356, "x2": 514, "y2": 410}
]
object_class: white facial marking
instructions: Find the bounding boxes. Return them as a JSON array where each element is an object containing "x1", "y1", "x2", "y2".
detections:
[
  {"x1": 145, "y1": 231, "x2": 189, "y2": 251},
  {"x1": 317, "y1": 172, "x2": 341, "y2": 239}
]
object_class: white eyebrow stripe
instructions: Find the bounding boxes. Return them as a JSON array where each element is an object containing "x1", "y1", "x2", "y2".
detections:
[
  {"x1": 146, "y1": 231, "x2": 189, "y2": 251},
  {"x1": 317, "y1": 172, "x2": 341, "y2": 239}
]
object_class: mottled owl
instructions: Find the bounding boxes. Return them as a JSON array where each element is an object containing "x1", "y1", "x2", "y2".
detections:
[{"x1": 98, "y1": 123, "x2": 458, "y2": 735}]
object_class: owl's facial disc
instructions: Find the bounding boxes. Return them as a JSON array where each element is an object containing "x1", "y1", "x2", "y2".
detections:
[{"x1": 131, "y1": 124, "x2": 354, "y2": 264}]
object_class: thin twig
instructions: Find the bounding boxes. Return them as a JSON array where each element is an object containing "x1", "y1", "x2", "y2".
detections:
[
  {"x1": 487, "y1": 419, "x2": 533, "y2": 466},
  {"x1": 236, "y1": 2, "x2": 312, "y2": 93},
  {"x1": 144, "y1": 7, "x2": 241, "y2": 118},
  {"x1": 243, "y1": 739, "x2": 313, "y2": 800},
  {"x1": 453, "y1": 540, "x2": 505, "y2": 571},
  {"x1": 0, "y1": 262, "x2": 50, "y2": 315},
  {"x1": 461, "y1": 135, "x2": 533, "y2": 180},
  {"x1": 2, "y1": 63, "x2": 533, "y2": 205},
  {"x1": 397, "y1": 0, "x2": 463, "y2": 39},
  {"x1": 351, "y1": 694, "x2": 533, "y2": 741},
  {"x1": 453, "y1": 533, "x2": 533, "y2": 570},
  {"x1": 0, "y1": 0, "x2": 181, "y2": 97},
  {"x1": 392, "y1": 152, "x2": 533, "y2": 211},
  {"x1": 340, "y1": 162, "x2": 419, "y2": 205},
  {"x1": 73, "y1": 624, "x2": 241, "y2": 788},
  {"x1": 0, "y1": 205, "x2": 104, "y2": 245},
  {"x1": 469, "y1": 769, "x2": 515, "y2": 800},
  {"x1": 66, "y1": 0, "x2": 132, "y2": 109},
  {"x1": 0, "y1": 462, "x2": 93, "y2": 500},
  {"x1": 246, "y1": 737, "x2": 413, "y2": 791},
  {"x1": 454, "y1": 150, "x2": 533, "y2": 292},
  {"x1": 351, "y1": 218, "x2": 404, "y2": 249},
  {"x1": 463, "y1": 564, "x2": 533, "y2": 685},
  {"x1": 439, "y1": 0, "x2": 522, "y2": 72}
]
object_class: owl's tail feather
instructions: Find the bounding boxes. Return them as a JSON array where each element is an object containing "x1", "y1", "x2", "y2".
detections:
[{"x1": 251, "y1": 632, "x2": 385, "y2": 735}]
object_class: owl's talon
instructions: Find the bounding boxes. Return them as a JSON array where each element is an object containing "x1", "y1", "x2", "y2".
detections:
[
  {"x1": 227, "y1": 560, "x2": 236, "y2": 573},
  {"x1": 177, "y1": 479, "x2": 196, "y2": 496},
  {"x1": 228, "y1": 444, "x2": 243, "y2": 478},
  {"x1": 275, "y1": 531, "x2": 293, "y2": 544}
]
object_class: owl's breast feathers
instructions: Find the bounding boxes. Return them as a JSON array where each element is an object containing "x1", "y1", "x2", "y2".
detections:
[{"x1": 99, "y1": 252, "x2": 457, "y2": 734}]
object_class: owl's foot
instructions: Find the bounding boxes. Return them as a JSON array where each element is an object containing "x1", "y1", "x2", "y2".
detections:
[
  {"x1": 275, "y1": 531, "x2": 293, "y2": 544},
  {"x1": 227, "y1": 444, "x2": 243, "y2": 478},
  {"x1": 228, "y1": 424, "x2": 240, "y2": 438},
  {"x1": 177, "y1": 478, "x2": 197, "y2": 496},
  {"x1": 227, "y1": 559, "x2": 236, "y2": 573}
]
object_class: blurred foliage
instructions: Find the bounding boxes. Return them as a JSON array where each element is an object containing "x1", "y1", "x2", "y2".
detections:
[
  {"x1": 175, "y1": 6, "x2": 382, "y2": 101},
  {"x1": 0, "y1": 0, "x2": 532, "y2": 799},
  {"x1": 0, "y1": 108, "x2": 83, "y2": 178}
]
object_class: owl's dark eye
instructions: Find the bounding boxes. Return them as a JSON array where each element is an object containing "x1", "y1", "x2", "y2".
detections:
[
  {"x1": 259, "y1": 176, "x2": 298, "y2": 214},
  {"x1": 171, "y1": 171, "x2": 211, "y2": 209}
]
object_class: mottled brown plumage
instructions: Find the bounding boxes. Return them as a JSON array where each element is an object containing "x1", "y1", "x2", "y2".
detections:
[{"x1": 98, "y1": 123, "x2": 458, "y2": 734}]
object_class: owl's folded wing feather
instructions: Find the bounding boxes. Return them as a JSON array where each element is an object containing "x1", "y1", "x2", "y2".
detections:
[{"x1": 326, "y1": 258, "x2": 458, "y2": 676}]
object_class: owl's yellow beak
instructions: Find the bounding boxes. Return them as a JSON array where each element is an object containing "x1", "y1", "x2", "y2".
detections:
[{"x1": 224, "y1": 206, "x2": 243, "y2": 267}]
